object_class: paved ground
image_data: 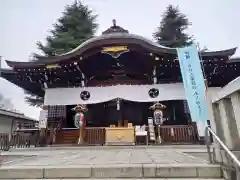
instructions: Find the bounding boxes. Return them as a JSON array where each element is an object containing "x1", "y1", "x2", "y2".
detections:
[{"x1": 0, "y1": 146, "x2": 209, "y2": 167}]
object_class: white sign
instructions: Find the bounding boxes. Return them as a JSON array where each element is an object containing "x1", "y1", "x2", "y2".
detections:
[
  {"x1": 148, "y1": 117, "x2": 156, "y2": 141},
  {"x1": 38, "y1": 110, "x2": 48, "y2": 128}
]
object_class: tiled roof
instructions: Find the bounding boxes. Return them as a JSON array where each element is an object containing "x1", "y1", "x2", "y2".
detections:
[{"x1": 0, "y1": 108, "x2": 37, "y2": 122}]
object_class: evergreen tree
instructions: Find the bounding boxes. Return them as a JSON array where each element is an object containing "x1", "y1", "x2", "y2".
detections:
[
  {"x1": 25, "y1": 0, "x2": 98, "y2": 106},
  {"x1": 153, "y1": 5, "x2": 193, "y2": 48}
]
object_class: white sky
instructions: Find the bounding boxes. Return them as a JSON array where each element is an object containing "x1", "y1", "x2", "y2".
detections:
[{"x1": 0, "y1": 0, "x2": 239, "y2": 119}]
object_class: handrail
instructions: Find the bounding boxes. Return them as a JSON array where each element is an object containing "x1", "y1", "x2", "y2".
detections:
[{"x1": 205, "y1": 126, "x2": 240, "y2": 168}]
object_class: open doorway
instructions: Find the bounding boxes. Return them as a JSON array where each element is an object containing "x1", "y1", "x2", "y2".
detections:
[{"x1": 64, "y1": 100, "x2": 190, "y2": 128}]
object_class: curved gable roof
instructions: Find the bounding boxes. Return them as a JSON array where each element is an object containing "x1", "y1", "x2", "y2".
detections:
[{"x1": 5, "y1": 33, "x2": 237, "y2": 68}]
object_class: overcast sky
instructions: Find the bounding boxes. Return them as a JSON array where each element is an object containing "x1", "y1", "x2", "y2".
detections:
[{"x1": 0, "y1": 0, "x2": 239, "y2": 119}]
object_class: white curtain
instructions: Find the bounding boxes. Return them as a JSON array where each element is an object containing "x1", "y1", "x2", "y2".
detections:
[{"x1": 44, "y1": 83, "x2": 219, "y2": 105}]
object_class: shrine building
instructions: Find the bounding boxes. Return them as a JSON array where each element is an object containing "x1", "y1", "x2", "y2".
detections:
[{"x1": 1, "y1": 22, "x2": 240, "y2": 145}]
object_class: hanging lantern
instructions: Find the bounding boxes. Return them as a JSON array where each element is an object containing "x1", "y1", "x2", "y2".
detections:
[{"x1": 74, "y1": 113, "x2": 82, "y2": 128}]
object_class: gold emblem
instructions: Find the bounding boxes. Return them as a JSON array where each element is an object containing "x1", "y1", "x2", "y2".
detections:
[
  {"x1": 103, "y1": 46, "x2": 128, "y2": 52},
  {"x1": 102, "y1": 46, "x2": 129, "y2": 58},
  {"x1": 46, "y1": 64, "x2": 60, "y2": 69}
]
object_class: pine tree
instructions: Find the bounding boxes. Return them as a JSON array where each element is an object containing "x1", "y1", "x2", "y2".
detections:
[
  {"x1": 25, "y1": 1, "x2": 98, "y2": 106},
  {"x1": 153, "y1": 5, "x2": 193, "y2": 48}
]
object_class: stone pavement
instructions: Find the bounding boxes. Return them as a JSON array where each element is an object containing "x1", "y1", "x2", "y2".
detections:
[
  {"x1": 0, "y1": 146, "x2": 222, "y2": 179},
  {"x1": 1, "y1": 146, "x2": 209, "y2": 167}
]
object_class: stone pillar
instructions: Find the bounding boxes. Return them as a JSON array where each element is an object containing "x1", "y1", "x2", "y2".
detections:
[
  {"x1": 206, "y1": 89, "x2": 217, "y2": 134},
  {"x1": 205, "y1": 90, "x2": 223, "y2": 162},
  {"x1": 212, "y1": 103, "x2": 225, "y2": 142},
  {"x1": 218, "y1": 98, "x2": 240, "y2": 149},
  {"x1": 230, "y1": 92, "x2": 240, "y2": 139},
  {"x1": 218, "y1": 99, "x2": 233, "y2": 148}
]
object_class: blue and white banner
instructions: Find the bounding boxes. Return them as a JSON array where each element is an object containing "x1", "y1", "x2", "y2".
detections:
[{"x1": 177, "y1": 44, "x2": 208, "y2": 136}]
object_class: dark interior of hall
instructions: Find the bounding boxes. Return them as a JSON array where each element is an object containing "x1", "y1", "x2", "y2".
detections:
[{"x1": 64, "y1": 100, "x2": 191, "y2": 128}]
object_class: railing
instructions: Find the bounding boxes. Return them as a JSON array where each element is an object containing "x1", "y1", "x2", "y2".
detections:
[
  {"x1": 85, "y1": 128, "x2": 105, "y2": 145},
  {"x1": 57, "y1": 125, "x2": 197, "y2": 145},
  {"x1": 16, "y1": 122, "x2": 38, "y2": 129},
  {"x1": 205, "y1": 126, "x2": 240, "y2": 179},
  {"x1": 157, "y1": 124, "x2": 198, "y2": 143},
  {"x1": 1, "y1": 125, "x2": 199, "y2": 148},
  {"x1": 0, "y1": 132, "x2": 40, "y2": 151},
  {"x1": 0, "y1": 133, "x2": 9, "y2": 151}
]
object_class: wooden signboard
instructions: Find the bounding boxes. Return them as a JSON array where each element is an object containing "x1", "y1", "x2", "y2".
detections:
[
  {"x1": 39, "y1": 110, "x2": 48, "y2": 129},
  {"x1": 148, "y1": 117, "x2": 156, "y2": 141}
]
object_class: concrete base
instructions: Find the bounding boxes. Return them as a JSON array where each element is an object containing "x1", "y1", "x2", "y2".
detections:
[{"x1": 0, "y1": 164, "x2": 222, "y2": 179}]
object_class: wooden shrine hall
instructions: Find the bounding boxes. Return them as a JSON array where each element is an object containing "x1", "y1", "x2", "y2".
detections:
[{"x1": 1, "y1": 21, "x2": 240, "y2": 145}]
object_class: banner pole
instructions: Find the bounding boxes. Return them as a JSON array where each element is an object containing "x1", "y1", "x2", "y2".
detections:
[
  {"x1": 196, "y1": 43, "x2": 207, "y2": 84},
  {"x1": 196, "y1": 43, "x2": 216, "y2": 129}
]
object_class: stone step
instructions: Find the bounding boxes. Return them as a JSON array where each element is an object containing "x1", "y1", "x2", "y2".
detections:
[
  {"x1": 0, "y1": 164, "x2": 222, "y2": 179},
  {"x1": 4, "y1": 178, "x2": 224, "y2": 180},
  {"x1": 9, "y1": 144, "x2": 209, "y2": 152}
]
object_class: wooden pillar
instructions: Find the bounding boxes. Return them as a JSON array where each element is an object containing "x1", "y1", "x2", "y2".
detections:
[
  {"x1": 78, "y1": 126, "x2": 84, "y2": 144},
  {"x1": 39, "y1": 105, "x2": 48, "y2": 146},
  {"x1": 74, "y1": 104, "x2": 88, "y2": 145},
  {"x1": 49, "y1": 123, "x2": 54, "y2": 145}
]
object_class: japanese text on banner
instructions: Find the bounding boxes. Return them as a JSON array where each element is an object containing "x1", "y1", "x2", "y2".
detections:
[{"x1": 177, "y1": 45, "x2": 208, "y2": 136}]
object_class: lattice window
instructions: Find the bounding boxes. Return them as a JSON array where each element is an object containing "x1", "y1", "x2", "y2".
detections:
[
  {"x1": 48, "y1": 105, "x2": 66, "y2": 118},
  {"x1": 183, "y1": 100, "x2": 190, "y2": 114}
]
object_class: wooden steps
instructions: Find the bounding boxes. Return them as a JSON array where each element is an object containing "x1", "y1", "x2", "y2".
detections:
[
  {"x1": 55, "y1": 128, "x2": 106, "y2": 145},
  {"x1": 55, "y1": 129, "x2": 79, "y2": 144}
]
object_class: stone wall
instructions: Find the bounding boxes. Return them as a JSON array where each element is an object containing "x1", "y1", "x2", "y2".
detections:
[{"x1": 212, "y1": 90, "x2": 240, "y2": 150}]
